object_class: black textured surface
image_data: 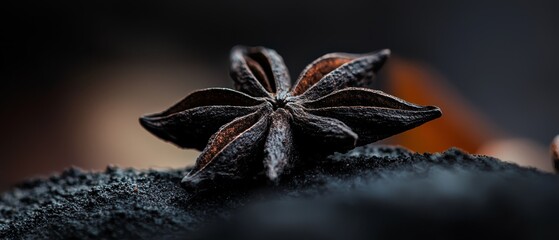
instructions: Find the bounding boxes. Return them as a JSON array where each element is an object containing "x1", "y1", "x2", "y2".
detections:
[{"x1": 1, "y1": 145, "x2": 559, "y2": 239}]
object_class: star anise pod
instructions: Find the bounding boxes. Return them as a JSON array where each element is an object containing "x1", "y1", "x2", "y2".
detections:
[{"x1": 140, "y1": 46, "x2": 442, "y2": 189}]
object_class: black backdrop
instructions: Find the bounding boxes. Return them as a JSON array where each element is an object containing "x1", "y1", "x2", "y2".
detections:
[{"x1": 1, "y1": 0, "x2": 558, "y2": 188}]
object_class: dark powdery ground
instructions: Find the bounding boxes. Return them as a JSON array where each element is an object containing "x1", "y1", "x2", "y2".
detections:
[{"x1": 1, "y1": 145, "x2": 559, "y2": 239}]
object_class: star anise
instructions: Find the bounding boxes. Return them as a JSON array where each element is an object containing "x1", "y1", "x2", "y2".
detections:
[{"x1": 140, "y1": 46, "x2": 442, "y2": 189}]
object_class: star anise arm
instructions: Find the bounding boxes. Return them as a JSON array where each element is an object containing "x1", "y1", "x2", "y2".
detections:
[
  {"x1": 292, "y1": 49, "x2": 390, "y2": 101},
  {"x1": 287, "y1": 103, "x2": 358, "y2": 153},
  {"x1": 230, "y1": 46, "x2": 291, "y2": 98},
  {"x1": 301, "y1": 87, "x2": 442, "y2": 144},
  {"x1": 292, "y1": 53, "x2": 362, "y2": 95},
  {"x1": 181, "y1": 105, "x2": 272, "y2": 189},
  {"x1": 263, "y1": 108, "x2": 294, "y2": 182},
  {"x1": 139, "y1": 88, "x2": 265, "y2": 151}
]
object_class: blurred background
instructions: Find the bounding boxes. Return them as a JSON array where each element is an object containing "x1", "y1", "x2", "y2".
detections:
[{"x1": 1, "y1": 0, "x2": 558, "y2": 191}]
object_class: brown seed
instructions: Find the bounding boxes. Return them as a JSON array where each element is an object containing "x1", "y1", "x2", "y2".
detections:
[{"x1": 140, "y1": 46, "x2": 442, "y2": 189}]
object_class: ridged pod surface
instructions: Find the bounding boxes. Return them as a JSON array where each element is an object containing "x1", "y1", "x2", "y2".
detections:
[{"x1": 140, "y1": 46, "x2": 442, "y2": 189}]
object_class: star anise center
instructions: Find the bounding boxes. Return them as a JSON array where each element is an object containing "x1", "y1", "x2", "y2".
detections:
[{"x1": 267, "y1": 96, "x2": 291, "y2": 110}]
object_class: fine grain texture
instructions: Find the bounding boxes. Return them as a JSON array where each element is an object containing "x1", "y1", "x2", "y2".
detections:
[
  {"x1": 2, "y1": 145, "x2": 559, "y2": 239},
  {"x1": 140, "y1": 46, "x2": 442, "y2": 188}
]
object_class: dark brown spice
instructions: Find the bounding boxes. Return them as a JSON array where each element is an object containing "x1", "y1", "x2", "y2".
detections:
[
  {"x1": 552, "y1": 135, "x2": 559, "y2": 173},
  {"x1": 139, "y1": 46, "x2": 442, "y2": 189}
]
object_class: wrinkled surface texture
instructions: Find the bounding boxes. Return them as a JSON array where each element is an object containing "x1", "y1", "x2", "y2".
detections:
[
  {"x1": 140, "y1": 46, "x2": 441, "y2": 188},
  {"x1": 2, "y1": 145, "x2": 559, "y2": 239}
]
